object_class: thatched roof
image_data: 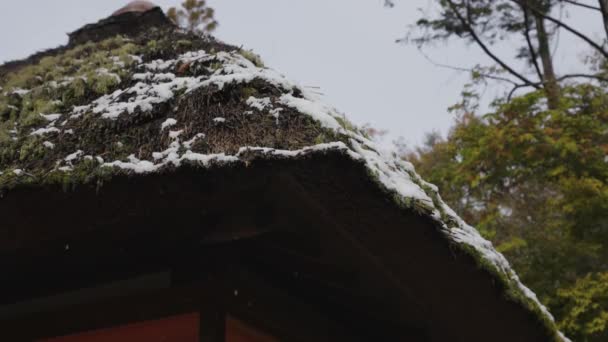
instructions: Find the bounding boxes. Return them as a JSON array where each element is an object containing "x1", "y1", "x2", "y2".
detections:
[{"x1": 0, "y1": 6, "x2": 568, "y2": 342}]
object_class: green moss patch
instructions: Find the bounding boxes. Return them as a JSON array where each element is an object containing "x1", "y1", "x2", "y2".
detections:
[
  {"x1": 238, "y1": 49, "x2": 265, "y2": 68},
  {"x1": 0, "y1": 35, "x2": 142, "y2": 138}
]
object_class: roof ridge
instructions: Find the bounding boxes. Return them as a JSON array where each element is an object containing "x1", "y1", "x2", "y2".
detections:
[{"x1": 68, "y1": 6, "x2": 172, "y2": 46}]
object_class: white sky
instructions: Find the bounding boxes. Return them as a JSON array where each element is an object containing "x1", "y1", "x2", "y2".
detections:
[{"x1": 0, "y1": 0, "x2": 602, "y2": 147}]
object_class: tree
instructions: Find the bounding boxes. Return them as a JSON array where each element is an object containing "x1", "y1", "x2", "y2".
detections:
[
  {"x1": 406, "y1": 83, "x2": 608, "y2": 341},
  {"x1": 167, "y1": 0, "x2": 218, "y2": 35},
  {"x1": 394, "y1": 0, "x2": 608, "y2": 108},
  {"x1": 555, "y1": 272, "x2": 608, "y2": 341},
  {"x1": 383, "y1": 1, "x2": 608, "y2": 340}
]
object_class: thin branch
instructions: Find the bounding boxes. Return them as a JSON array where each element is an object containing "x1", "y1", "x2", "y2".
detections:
[
  {"x1": 558, "y1": 73, "x2": 608, "y2": 82},
  {"x1": 561, "y1": 0, "x2": 601, "y2": 11},
  {"x1": 521, "y1": 4, "x2": 544, "y2": 83},
  {"x1": 508, "y1": 83, "x2": 532, "y2": 101},
  {"x1": 506, "y1": 73, "x2": 608, "y2": 101},
  {"x1": 513, "y1": 0, "x2": 608, "y2": 59},
  {"x1": 552, "y1": 4, "x2": 564, "y2": 58},
  {"x1": 445, "y1": 0, "x2": 540, "y2": 88},
  {"x1": 417, "y1": 48, "x2": 521, "y2": 85}
]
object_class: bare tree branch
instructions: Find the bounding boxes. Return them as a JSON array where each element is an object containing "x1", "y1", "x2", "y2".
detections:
[
  {"x1": 561, "y1": 0, "x2": 601, "y2": 11},
  {"x1": 508, "y1": 83, "x2": 532, "y2": 101},
  {"x1": 558, "y1": 73, "x2": 608, "y2": 82},
  {"x1": 506, "y1": 73, "x2": 608, "y2": 101},
  {"x1": 417, "y1": 48, "x2": 521, "y2": 85},
  {"x1": 521, "y1": 4, "x2": 544, "y2": 83},
  {"x1": 513, "y1": 0, "x2": 608, "y2": 59},
  {"x1": 445, "y1": 0, "x2": 541, "y2": 88}
]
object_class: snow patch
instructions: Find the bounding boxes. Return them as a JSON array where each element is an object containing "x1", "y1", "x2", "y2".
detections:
[
  {"x1": 110, "y1": 56, "x2": 125, "y2": 68},
  {"x1": 40, "y1": 113, "x2": 61, "y2": 122},
  {"x1": 183, "y1": 133, "x2": 205, "y2": 149},
  {"x1": 169, "y1": 130, "x2": 183, "y2": 139},
  {"x1": 71, "y1": 50, "x2": 301, "y2": 121},
  {"x1": 129, "y1": 54, "x2": 143, "y2": 64},
  {"x1": 279, "y1": 93, "x2": 342, "y2": 131},
  {"x1": 65, "y1": 150, "x2": 83, "y2": 162},
  {"x1": 246, "y1": 96, "x2": 271, "y2": 111},
  {"x1": 270, "y1": 108, "x2": 283, "y2": 124},
  {"x1": 11, "y1": 88, "x2": 30, "y2": 95},
  {"x1": 31, "y1": 127, "x2": 60, "y2": 136},
  {"x1": 161, "y1": 118, "x2": 177, "y2": 131}
]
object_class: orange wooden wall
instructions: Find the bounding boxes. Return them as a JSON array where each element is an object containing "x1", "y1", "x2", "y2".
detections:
[{"x1": 38, "y1": 313, "x2": 199, "y2": 342}]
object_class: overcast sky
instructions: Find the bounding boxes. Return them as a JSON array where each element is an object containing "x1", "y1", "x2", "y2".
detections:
[{"x1": 0, "y1": 1, "x2": 602, "y2": 147}]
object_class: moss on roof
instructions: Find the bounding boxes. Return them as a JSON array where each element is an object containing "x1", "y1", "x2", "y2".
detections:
[
  {"x1": 0, "y1": 26, "x2": 293, "y2": 189},
  {"x1": 0, "y1": 10, "x2": 568, "y2": 342}
]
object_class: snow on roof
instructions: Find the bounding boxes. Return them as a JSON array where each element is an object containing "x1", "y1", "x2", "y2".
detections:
[{"x1": 0, "y1": 23, "x2": 568, "y2": 342}]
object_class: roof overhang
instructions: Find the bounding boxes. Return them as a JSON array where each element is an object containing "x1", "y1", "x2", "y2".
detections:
[{"x1": 0, "y1": 150, "x2": 554, "y2": 341}]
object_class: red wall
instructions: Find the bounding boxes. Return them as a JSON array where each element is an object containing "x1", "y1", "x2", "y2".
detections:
[{"x1": 38, "y1": 313, "x2": 199, "y2": 342}]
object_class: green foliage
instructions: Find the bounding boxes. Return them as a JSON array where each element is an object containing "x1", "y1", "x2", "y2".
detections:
[
  {"x1": 238, "y1": 49, "x2": 265, "y2": 68},
  {"x1": 0, "y1": 121, "x2": 11, "y2": 143},
  {"x1": 167, "y1": 0, "x2": 218, "y2": 34},
  {"x1": 555, "y1": 272, "x2": 608, "y2": 341},
  {"x1": 408, "y1": 84, "x2": 608, "y2": 340},
  {"x1": 240, "y1": 86, "x2": 259, "y2": 99},
  {"x1": 334, "y1": 115, "x2": 357, "y2": 132},
  {"x1": 176, "y1": 39, "x2": 192, "y2": 48},
  {"x1": 397, "y1": 2, "x2": 608, "y2": 336},
  {"x1": 19, "y1": 136, "x2": 45, "y2": 162}
]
